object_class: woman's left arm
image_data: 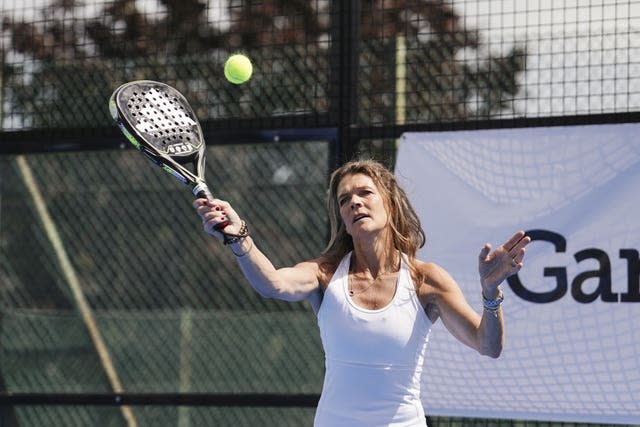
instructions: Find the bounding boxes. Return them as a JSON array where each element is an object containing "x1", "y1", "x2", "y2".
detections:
[{"x1": 426, "y1": 230, "x2": 530, "y2": 358}]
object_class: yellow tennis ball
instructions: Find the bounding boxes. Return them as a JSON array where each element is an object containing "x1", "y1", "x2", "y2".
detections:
[{"x1": 224, "y1": 54, "x2": 253, "y2": 84}]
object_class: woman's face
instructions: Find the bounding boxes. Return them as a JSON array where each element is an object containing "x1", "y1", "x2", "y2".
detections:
[{"x1": 336, "y1": 173, "x2": 389, "y2": 238}]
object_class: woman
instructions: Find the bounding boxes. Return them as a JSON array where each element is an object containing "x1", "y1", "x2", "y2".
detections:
[{"x1": 193, "y1": 159, "x2": 530, "y2": 427}]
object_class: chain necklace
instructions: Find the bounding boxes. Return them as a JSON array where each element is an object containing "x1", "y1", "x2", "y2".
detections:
[
  {"x1": 348, "y1": 252, "x2": 401, "y2": 298},
  {"x1": 348, "y1": 271, "x2": 397, "y2": 297},
  {"x1": 348, "y1": 277, "x2": 376, "y2": 296}
]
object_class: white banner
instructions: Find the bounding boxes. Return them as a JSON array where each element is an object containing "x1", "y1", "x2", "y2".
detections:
[{"x1": 395, "y1": 124, "x2": 640, "y2": 424}]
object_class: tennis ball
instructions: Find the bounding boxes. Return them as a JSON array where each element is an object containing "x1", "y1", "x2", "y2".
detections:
[{"x1": 224, "y1": 54, "x2": 253, "y2": 84}]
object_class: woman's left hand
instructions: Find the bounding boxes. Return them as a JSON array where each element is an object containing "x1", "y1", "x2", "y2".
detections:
[{"x1": 478, "y1": 230, "x2": 531, "y2": 297}]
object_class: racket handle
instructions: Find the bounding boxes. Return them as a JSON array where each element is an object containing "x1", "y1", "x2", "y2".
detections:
[
  {"x1": 192, "y1": 182, "x2": 214, "y2": 200},
  {"x1": 192, "y1": 182, "x2": 230, "y2": 231},
  {"x1": 213, "y1": 220, "x2": 230, "y2": 231}
]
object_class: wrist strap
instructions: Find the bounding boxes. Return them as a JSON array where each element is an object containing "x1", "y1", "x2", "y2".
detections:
[
  {"x1": 230, "y1": 238, "x2": 253, "y2": 258},
  {"x1": 223, "y1": 221, "x2": 250, "y2": 245}
]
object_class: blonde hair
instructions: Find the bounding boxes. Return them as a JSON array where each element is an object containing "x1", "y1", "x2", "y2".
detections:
[{"x1": 321, "y1": 160, "x2": 426, "y2": 282}]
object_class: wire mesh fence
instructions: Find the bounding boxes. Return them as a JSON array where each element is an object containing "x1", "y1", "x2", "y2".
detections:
[
  {"x1": 1, "y1": 0, "x2": 639, "y2": 426},
  {"x1": 1, "y1": 1, "x2": 638, "y2": 132},
  {"x1": 1, "y1": 141, "x2": 330, "y2": 426}
]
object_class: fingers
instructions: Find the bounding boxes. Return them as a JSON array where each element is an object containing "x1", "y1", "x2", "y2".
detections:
[
  {"x1": 478, "y1": 243, "x2": 492, "y2": 261},
  {"x1": 192, "y1": 198, "x2": 233, "y2": 235},
  {"x1": 512, "y1": 247, "x2": 526, "y2": 264},
  {"x1": 192, "y1": 197, "x2": 208, "y2": 209},
  {"x1": 202, "y1": 208, "x2": 227, "y2": 226},
  {"x1": 507, "y1": 233, "x2": 531, "y2": 271},
  {"x1": 193, "y1": 198, "x2": 228, "y2": 215},
  {"x1": 481, "y1": 231, "x2": 530, "y2": 273},
  {"x1": 192, "y1": 197, "x2": 226, "y2": 210},
  {"x1": 504, "y1": 230, "x2": 526, "y2": 250},
  {"x1": 485, "y1": 231, "x2": 531, "y2": 257},
  {"x1": 503, "y1": 230, "x2": 530, "y2": 255}
]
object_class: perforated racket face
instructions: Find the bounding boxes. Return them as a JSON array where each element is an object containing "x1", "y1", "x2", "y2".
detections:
[{"x1": 113, "y1": 81, "x2": 204, "y2": 159}]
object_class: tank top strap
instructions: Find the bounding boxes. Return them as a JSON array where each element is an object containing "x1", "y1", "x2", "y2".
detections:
[
  {"x1": 334, "y1": 251, "x2": 352, "y2": 281},
  {"x1": 324, "y1": 251, "x2": 352, "y2": 301},
  {"x1": 325, "y1": 252, "x2": 421, "y2": 312},
  {"x1": 398, "y1": 253, "x2": 415, "y2": 293}
]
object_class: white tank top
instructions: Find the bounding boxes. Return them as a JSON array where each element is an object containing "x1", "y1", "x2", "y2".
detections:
[{"x1": 315, "y1": 252, "x2": 432, "y2": 427}]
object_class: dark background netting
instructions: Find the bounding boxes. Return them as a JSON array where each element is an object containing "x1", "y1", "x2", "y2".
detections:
[
  {"x1": 1, "y1": 142, "x2": 329, "y2": 426},
  {"x1": 1, "y1": 0, "x2": 638, "y2": 426}
]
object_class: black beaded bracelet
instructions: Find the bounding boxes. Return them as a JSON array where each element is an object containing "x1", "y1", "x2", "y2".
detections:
[{"x1": 223, "y1": 221, "x2": 250, "y2": 245}]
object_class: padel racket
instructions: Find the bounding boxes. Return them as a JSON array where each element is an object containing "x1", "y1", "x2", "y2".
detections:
[{"x1": 109, "y1": 80, "x2": 228, "y2": 229}]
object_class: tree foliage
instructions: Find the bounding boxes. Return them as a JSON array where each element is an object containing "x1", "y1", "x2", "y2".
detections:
[{"x1": 1, "y1": 0, "x2": 526, "y2": 129}]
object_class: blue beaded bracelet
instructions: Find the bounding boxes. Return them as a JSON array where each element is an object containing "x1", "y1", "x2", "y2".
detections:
[{"x1": 482, "y1": 290, "x2": 504, "y2": 311}]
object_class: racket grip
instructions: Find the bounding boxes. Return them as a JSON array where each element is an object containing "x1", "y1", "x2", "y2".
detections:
[
  {"x1": 193, "y1": 183, "x2": 230, "y2": 231},
  {"x1": 193, "y1": 182, "x2": 214, "y2": 200}
]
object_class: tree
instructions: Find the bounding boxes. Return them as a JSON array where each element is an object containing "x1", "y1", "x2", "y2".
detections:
[
  {"x1": 223, "y1": 0, "x2": 525, "y2": 123},
  {"x1": 357, "y1": 0, "x2": 526, "y2": 122},
  {"x1": 2, "y1": 0, "x2": 525, "y2": 130},
  {"x1": 1, "y1": 0, "x2": 229, "y2": 129}
]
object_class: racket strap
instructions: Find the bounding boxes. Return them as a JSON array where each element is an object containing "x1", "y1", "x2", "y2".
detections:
[{"x1": 223, "y1": 221, "x2": 250, "y2": 245}]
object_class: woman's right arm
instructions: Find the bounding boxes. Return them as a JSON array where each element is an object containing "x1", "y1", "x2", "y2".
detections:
[
  {"x1": 228, "y1": 236, "x2": 321, "y2": 301},
  {"x1": 193, "y1": 198, "x2": 321, "y2": 302}
]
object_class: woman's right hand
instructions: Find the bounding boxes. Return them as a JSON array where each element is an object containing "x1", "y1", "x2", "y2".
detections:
[{"x1": 192, "y1": 198, "x2": 243, "y2": 240}]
